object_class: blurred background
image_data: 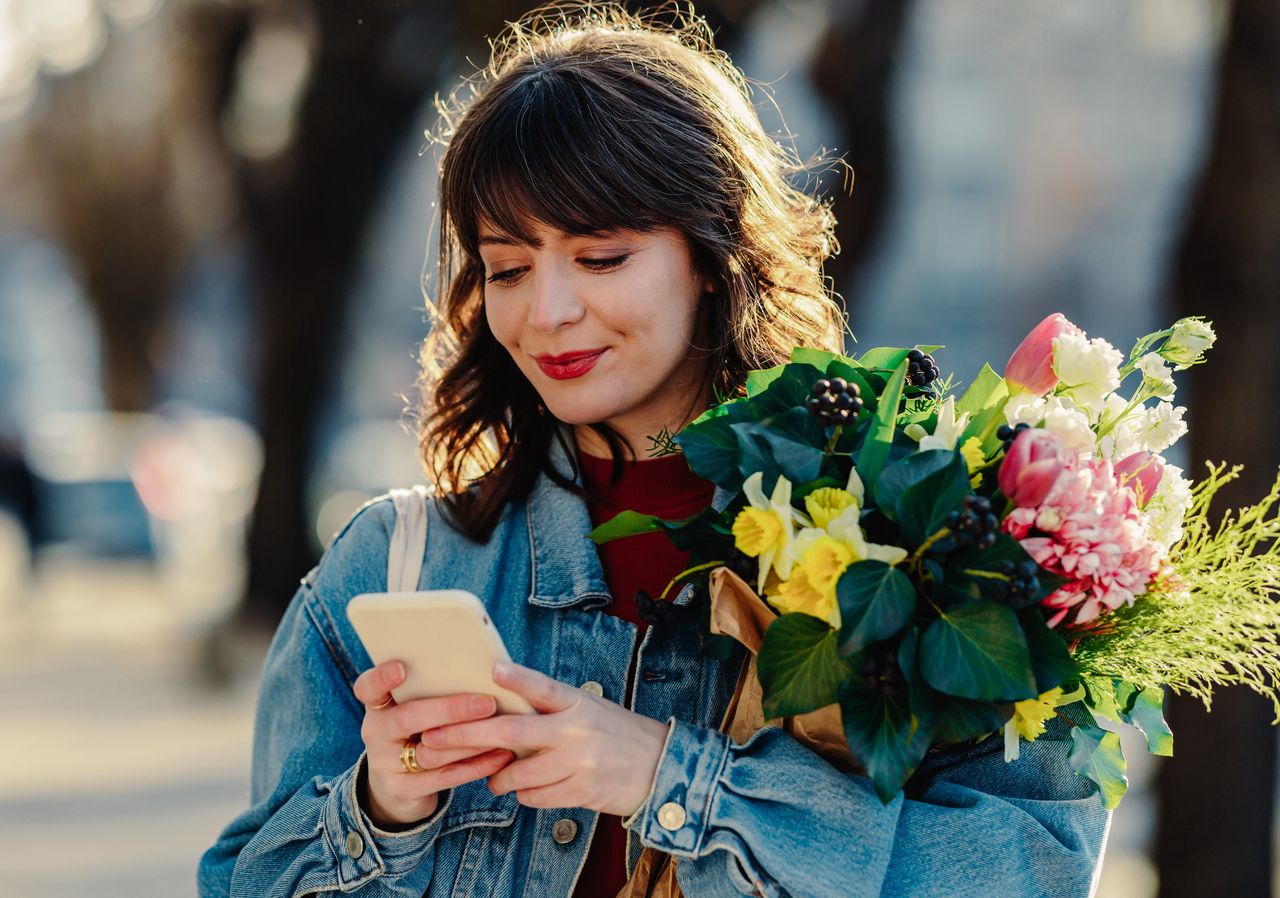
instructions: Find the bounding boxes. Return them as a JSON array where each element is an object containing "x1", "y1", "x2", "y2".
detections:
[{"x1": 0, "y1": 0, "x2": 1274, "y2": 895}]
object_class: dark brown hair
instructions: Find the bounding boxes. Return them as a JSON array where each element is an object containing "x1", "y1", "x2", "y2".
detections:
[{"x1": 413, "y1": 1, "x2": 849, "y2": 543}]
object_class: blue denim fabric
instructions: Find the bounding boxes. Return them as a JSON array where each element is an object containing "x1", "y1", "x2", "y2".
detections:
[{"x1": 198, "y1": 436, "x2": 1111, "y2": 897}]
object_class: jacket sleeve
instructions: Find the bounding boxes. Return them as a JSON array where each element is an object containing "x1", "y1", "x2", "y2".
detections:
[
  {"x1": 623, "y1": 713, "x2": 1110, "y2": 898},
  {"x1": 197, "y1": 514, "x2": 452, "y2": 897}
]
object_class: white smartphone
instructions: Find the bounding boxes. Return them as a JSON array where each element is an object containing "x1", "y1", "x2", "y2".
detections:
[{"x1": 346, "y1": 589, "x2": 537, "y2": 756}]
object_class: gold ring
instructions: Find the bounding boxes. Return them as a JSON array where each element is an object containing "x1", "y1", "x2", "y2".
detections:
[
  {"x1": 400, "y1": 739, "x2": 425, "y2": 774},
  {"x1": 370, "y1": 695, "x2": 395, "y2": 711}
]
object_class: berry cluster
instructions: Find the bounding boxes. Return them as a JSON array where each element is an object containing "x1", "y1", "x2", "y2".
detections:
[
  {"x1": 907, "y1": 349, "x2": 940, "y2": 388},
  {"x1": 994, "y1": 560, "x2": 1042, "y2": 609},
  {"x1": 996, "y1": 422, "x2": 1032, "y2": 452},
  {"x1": 635, "y1": 589, "x2": 682, "y2": 627},
  {"x1": 807, "y1": 377, "x2": 863, "y2": 426},
  {"x1": 857, "y1": 642, "x2": 907, "y2": 698},
  {"x1": 946, "y1": 495, "x2": 999, "y2": 551}
]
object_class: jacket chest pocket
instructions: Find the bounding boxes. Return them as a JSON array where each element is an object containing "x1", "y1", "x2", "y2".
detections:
[{"x1": 434, "y1": 781, "x2": 522, "y2": 898}]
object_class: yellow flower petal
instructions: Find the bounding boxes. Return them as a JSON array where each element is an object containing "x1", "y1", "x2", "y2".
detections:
[
  {"x1": 732, "y1": 507, "x2": 783, "y2": 557},
  {"x1": 766, "y1": 565, "x2": 838, "y2": 626},
  {"x1": 804, "y1": 487, "x2": 858, "y2": 530},
  {"x1": 1011, "y1": 687, "x2": 1065, "y2": 742}
]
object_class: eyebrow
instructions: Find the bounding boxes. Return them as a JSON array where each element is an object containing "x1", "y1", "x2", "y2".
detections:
[{"x1": 477, "y1": 228, "x2": 624, "y2": 250}]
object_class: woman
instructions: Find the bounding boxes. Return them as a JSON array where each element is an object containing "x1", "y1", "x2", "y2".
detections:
[{"x1": 198, "y1": 5, "x2": 1110, "y2": 897}]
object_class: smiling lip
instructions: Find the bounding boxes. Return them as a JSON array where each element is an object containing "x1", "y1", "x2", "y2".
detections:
[{"x1": 534, "y1": 348, "x2": 607, "y2": 380}]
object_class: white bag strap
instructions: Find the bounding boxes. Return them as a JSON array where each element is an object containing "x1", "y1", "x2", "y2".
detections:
[{"x1": 387, "y1": 485, "x2": 431, "y2": 593}]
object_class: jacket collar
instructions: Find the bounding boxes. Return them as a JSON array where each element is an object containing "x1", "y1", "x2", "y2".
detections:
[{"x1": 525, "y1": 425, "x2": 734, "y2": 609}]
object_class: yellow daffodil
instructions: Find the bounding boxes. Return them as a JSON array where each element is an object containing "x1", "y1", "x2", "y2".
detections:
[
  {"x1": 826, "y1": 505, "x2": 909, "y2": 567},
  {"x1": 960, "y1": 436, "x2": 986, "y2": 488},
  {"x1": 732, "y1": 471, "x2": 809, "y2": 593},
  {"x1": 1003, "y1": 686, "x2": 1066, "y2": 761},
  {"x1": 805, "y1": 487, "x2": 857, "y2": 529},
  {"x1": 766, "y1": 532, "x2": 851, "y2": 628}
]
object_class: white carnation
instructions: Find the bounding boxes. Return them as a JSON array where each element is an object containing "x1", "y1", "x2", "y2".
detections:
[
  {"x1": 1041, "y1": 396, "x2": 1095, "y2": 455},
  {"x1": 1136, "y1": 352, "x2": 1176, "y2": 400},
  {"x1": 1052, "y1": 332, "x2": 1123, "y2": 412},
  {"x1": 1143, "y1": 402, "x2": 1188, "y2": 454},
  {"x1": 1005, "y1": 392, "x2": 1047, "y2": 427},
  {"x1": 1097, "y1": 393, "x2": 1147, "y2": 460}
]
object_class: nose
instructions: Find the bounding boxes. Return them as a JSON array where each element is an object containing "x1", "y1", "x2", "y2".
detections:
[{"x1": 527, "y1": 264, "x2": 585, "y2": 333}]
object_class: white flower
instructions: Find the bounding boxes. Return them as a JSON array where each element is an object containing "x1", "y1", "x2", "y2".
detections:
[
  {"x1": 1041, "y1": 396, "x2": 1096, "y2": 456},
  {"x1": 1143, "y1": 402, "x2": 1188, "y2": 454},
  {"x1": 1052, "y1": 332, "x2": 1123, "y2": 412},
  {"x1": 1136, "y1": 352, "x2": 1176, "y2": 401},
  {"x1": 845, "y1": 465, "x2": 866, "y2": 505},
  {"x1": 1097, "y1": 393, "x2": 1147, "y2": 460},
  {"x1": 1161, "y1": 317, "x2": 1216, "y2": 369},
  {"x1": 1143, "y1": 461, "x2": 1192, "y2": 554},
  {"x1": 741, "y1": 471, "x2": 810, "y2": 592},
  {"x1": 916, "y1": 396, "x2": 972, "y2": 453},
  {"x1": 1005, "y1": 392, "x2": 1047, "y2": 427}
]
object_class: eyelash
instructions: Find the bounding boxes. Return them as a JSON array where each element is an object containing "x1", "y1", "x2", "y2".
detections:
[{"x1": 485, "y1": 254, "x2": 630, "y2": 285}]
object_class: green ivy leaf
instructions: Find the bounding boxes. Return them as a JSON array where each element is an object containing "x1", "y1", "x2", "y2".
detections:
[
  {"x1": 757, "y1": 614, "x2": 851, "y2": 718},
  {"x1": 836, "y1": 562, "x2": 917, "y2": 655},
  {"x1": 932, "y1": 696, "x2": 1010, "y2": 745},
  {"x1": 674, "y1": 404, "x2": 749, "y2": 487},
  {"x1": 856, "y1": 358, "x2": 910, "y2": 484},
  {"x1": 920, "y1": 600, "x2": 1037, "y2": 701},
  {"x1": 587, "y1": 510, "x2": 665, "y2": 545},
  {"x1": 732, "y1": 408, "x2": 826, "y2": 490},
  {"x1": 755, "y1": 363, "x2": 826, "y2": 416},
  {"x1": 857, "y1": 346, "x2": 944, "y2": 371},
  {"x1": 1068, "y1": 724, "x2": 1129, "y2": 810},
  {"x1": 1082, "y1": 677, "x2": 1121, "y2": 724},
  {"x1": 746, "y1": 364, "x2": 786, "y2": 397},
  {"x1": 840, "y1": 678, "x2": 936, "y2": 803},
  {"x1": 895, "y1": 453, "x2": 972, "y2": 546},
  {"x1": 1114, "y1": 682, "x2": 1174, "y2": 757},
  {"x1": 1018, "y1": 607, "x2": 1078, "y2": 693},
  {"x1": 873, "y1": 450, "x2": 957, "y2": 524}
]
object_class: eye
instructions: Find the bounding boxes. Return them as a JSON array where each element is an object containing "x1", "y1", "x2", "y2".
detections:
[
  {"x1": 580, "y1": 254, "x2": 630, "y2": 271},
  {"x1": 486, "y1": 267, "x2": 526, "y2": 285}
]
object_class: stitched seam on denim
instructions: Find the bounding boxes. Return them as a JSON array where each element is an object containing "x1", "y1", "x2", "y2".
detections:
[
  {"x1": 289, "y1": 872, "x2": 342, "y2": 897},
  {"x1": 304, "y1": 587, "x2": 359, "y2": 688},
  {"x1": 342, "y1": 756, "x2": 385, "y2": 871},
  {"x1": 690, "y1": 729, "x2": 731, "y2": 856}
]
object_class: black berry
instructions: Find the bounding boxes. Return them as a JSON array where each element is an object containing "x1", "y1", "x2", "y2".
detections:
[{"x1": 808, "y1": 376, "x2": 863, "y2": 426}]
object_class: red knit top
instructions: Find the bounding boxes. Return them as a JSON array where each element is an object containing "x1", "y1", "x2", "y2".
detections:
[{"x1": 571, "y1": 446, "x2": 716, "y2": 898}]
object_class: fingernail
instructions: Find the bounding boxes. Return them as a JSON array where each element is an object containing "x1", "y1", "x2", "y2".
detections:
[
  {"x1": 471, "y1": 695, "x2": 495, "y2": 715},
  {"x1": 493, "y1": 661, "x2": 511, "y2": 680},
  {"x1": 389, "y1": 661, "x2": 405, "y2": 681}
]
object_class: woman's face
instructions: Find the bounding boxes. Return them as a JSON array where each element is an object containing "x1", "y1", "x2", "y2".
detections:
[{"x1": 480, "y1": 220, "x2": 714, "y2": 458}]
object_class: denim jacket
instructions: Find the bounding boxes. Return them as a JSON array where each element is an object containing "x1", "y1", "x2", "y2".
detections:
[{"x1": 198, "y1": 436, "x2": 1111, "y2": 898}]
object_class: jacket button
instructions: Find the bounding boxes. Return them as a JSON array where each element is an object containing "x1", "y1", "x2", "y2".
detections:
[
  {"x1": 344, "y1": 831, "x2": 365, "y2": 859},
  {"x1": 579, "y1": 680, "x2": 604, "y2": 697},
  {"x1": 657, "y1": 802, "x2": 686, "y2": 830},
  {"x1": 552, "y1": 818, "x2": 579, "y2": 844}
]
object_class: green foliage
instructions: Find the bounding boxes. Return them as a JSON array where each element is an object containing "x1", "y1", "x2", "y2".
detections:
[
  {"x1": 757, "y1": 614, "x2": 852, "y2": 718},
  {"x1": 857, "y1": 358, "x2": 910, "y2": 484},
  {"x1": 1068, "y1": 725, "x2": 1129, "y2": 810},
  {"x1": 587, "y1": 510, "x2": 665, "y2": 545},
  {"x1": 920, "y1": 600, "x2": 1038, "y2": 701},
  {"x1": 836, "y1": 562, "x2": 917, "y2": 655},
  {"x1": 1072, "y1": 463, "x2": 1280, "y2": 719}
]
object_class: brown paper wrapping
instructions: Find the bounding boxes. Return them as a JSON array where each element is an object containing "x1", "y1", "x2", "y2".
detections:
[{"x1": 616, "y1": 568, "x2": 860, "y2": 898}]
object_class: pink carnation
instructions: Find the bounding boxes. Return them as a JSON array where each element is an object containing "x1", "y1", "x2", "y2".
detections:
[{"x1": 1003, "y1": 452, "x2": 1161, "y2": 628}]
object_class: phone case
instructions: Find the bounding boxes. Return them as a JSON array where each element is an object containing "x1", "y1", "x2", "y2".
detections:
[{"x1": 346, "y1": 590, "x2": 537, "y2": 755}]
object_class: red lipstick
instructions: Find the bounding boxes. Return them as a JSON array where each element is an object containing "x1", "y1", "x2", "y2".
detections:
[{"x1": 534, "y1": 348, "x2": 607, "y2": 380}]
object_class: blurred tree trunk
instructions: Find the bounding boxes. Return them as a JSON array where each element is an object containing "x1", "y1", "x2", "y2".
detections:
[
  {"x1": 809, "y1": 0, "x2": 912, "y2": 328},
  {"x1": 1157, "y1": 1, "x2": 1280, "y2": 895}
]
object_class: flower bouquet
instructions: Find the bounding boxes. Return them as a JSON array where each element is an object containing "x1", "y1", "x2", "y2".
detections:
[{"x1": 593, "y1": 314, "x2": 1280, "y2": 819}]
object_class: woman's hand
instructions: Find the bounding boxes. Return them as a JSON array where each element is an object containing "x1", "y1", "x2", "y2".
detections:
[
  {"x1": 353, "y1": 660, "x2": 516, "y2": 829},
  {"x1": 420, "y1": 662, "x2": 670, "y2": 817}
]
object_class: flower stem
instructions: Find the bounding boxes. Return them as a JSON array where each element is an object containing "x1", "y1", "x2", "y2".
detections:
[{"x1": 658, "y1": 559, "x2": 727, "y2": 601}]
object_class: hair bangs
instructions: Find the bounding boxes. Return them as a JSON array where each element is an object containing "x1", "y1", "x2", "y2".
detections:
[{"x1": 450, "y1": 66, "x2": 673, "y2": 255}]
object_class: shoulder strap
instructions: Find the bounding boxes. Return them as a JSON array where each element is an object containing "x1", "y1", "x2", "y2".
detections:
[{"x1": 386, "y1": 485, "x2": 431, "y2": 593}]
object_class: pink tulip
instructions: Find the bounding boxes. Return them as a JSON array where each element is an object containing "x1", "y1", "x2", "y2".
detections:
[
  {"x1": 999, "y1": 428, "x2": 1069, "y2": 508},
  {"x1": 1005, "y1": 313, "x2": 1083, "y2": 396},
  {"x1": 1114, "y1": 451, "x2": 1164, "y2": 508}
]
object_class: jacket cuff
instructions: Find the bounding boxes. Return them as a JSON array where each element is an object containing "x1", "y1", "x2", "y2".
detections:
[
  {"x1": 322, "y1": 752, "x2": 451, "y2": 888},
  {"x1": 623, "y1": 717, "x2": 731, "y2": 858}
]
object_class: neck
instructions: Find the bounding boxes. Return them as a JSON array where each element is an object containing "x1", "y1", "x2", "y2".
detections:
[{"x1": 574, "y1": 382, "x2": 713, "y2": 461}]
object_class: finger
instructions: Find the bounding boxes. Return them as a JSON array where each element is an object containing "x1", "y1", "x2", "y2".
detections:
[
  {"x1": 386, "y1": 693, "x2": 498, "y2": 742},
  {"x1": 486, "y1": 747, "x2": 566, "y2": 795},
  {"x1": 514, "y1": 776, "x2": 575, "y2": 809},
  {"x1": 492, "y1": 661, "x2": 576, "y2": 713},
  {"x1": 354, "y1": 661, "x2": 406, "y2": 708},
  {"x1": 409, "y1": 743, "x2": 502, "y2": 773},
  {"x1": 421, "y1": 712, "x2": 551, "y2": 752},
  {"x1": 424, "y1": 748, "x2": 515, "y2": 793}
]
